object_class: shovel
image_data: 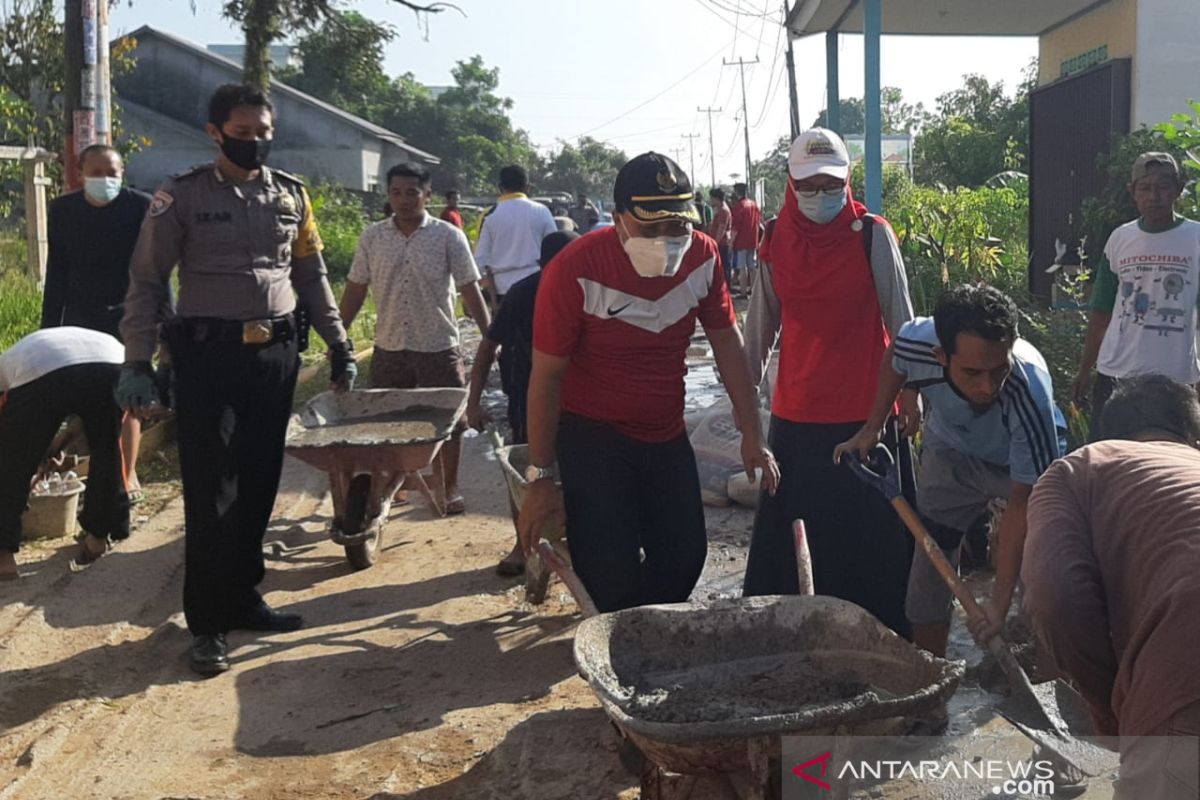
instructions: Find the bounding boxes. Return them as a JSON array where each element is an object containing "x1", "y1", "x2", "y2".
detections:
[{"x1": 842, "y1": 445, "x2": 1116, "y2": 778}]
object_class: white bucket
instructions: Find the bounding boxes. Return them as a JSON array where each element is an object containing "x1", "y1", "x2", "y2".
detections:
[{"x1": 22, "y1": 484, "x2": 84, "y2": 540}]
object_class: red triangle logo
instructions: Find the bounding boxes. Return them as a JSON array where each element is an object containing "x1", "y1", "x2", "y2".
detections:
[{"x1": 792, "y1": 751, "x2": 832, "y2": 791}]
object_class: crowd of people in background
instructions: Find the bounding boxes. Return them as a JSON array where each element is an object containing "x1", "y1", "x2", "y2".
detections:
[{"x1": 2, "y1": 79, "x2": 1199, "y2": 799}]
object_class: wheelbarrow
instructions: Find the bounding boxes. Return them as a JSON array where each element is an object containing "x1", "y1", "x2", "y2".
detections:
[
  {"x1": 490, "y1": 430, "x2": 574, "y2": 606},
  {"x1": 575, "y1": 595, "x2": 964, "y2": 800},
  {"x1": 285, "y1": 388, "x2": 468, "y2": 569}
]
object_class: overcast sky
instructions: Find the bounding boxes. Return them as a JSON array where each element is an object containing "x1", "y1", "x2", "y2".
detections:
[{"x1": 109, "y1": 0, "x2": 1038, "y2": 184}]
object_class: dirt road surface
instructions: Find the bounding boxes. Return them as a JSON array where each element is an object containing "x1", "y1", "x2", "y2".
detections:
[
  {"x1": 0, "y1": 347, "x2": 1118, "y2": 798},
  {"x1": 1, "y1": 429, "x2": 669, "y2": 799}
]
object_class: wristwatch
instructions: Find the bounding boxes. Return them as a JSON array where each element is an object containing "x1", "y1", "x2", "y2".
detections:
[{"x1": 524, "y1": 464, "x2": 555, "y2": 483}]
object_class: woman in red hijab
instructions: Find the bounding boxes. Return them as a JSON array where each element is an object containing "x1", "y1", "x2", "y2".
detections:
[{"x1": 741, "y1": 129, "x2": 916, "y2": 637}]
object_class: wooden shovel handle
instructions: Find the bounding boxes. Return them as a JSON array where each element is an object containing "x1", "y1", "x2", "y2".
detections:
[{"x1": 889, "y1": 495, "x2": 989, "y2": 623}]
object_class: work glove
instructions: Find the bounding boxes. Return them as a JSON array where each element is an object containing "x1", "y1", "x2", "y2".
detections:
[
  {"x1": 329, "y1": 341, "x2": 357, "y2": 393},
  {"x1": 114, "y1": 362, "x2": 158, "y2": 411}
]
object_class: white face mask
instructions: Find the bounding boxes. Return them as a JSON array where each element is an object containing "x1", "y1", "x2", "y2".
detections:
[
  {"x1": 792, "y1": 185, "x2": 847, "y2": 225},
  {"x1": 84, "y1": 176, "x2": 122, "y2": 204},
  {"x1": 619, "y1": 218, "x2": 693, "y2": 277}
]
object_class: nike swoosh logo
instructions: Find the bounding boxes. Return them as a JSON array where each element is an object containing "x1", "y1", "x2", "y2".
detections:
[{"x1": 606, "y1": 302, "x2": 632, "y2": 316}]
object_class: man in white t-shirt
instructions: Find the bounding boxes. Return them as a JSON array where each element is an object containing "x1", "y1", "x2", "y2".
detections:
[
  {"x1": 0, "y1": 327, "x2": 132, "y2": 578},
  {"x1": 340, "y1": 162, "x2": 491, "y2": 515},
  {"x1": 1074, "y1": 151, "x2": 1200, "y2": 436},
  {"x1": 473, "y1": 165, "x2": 557, "y2": 306}
]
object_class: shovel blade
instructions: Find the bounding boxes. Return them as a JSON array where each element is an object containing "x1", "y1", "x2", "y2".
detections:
[{"x1": 1000, "y1": 681, "x2": 1119, "y2": 778}]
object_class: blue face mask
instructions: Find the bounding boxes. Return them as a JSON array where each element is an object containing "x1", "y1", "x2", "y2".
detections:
[
  {"x1": 792, "y1": 185, "x2": 847, "y2": 224},
  {"x1": 84, "y1": 176, "x2": 122, "y2": 204}
]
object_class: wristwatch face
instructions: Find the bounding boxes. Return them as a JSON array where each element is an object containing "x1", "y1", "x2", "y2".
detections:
[{"x1": 524, "y1": 465, "x2": 550, "y2": 482}]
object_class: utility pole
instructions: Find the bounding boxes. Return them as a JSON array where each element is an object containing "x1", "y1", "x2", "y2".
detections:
[
  {"x1": 670, "y1": 146, "x2": 686, "y2": 169},
  {"x1": 681, "y1": 132, "x2": 700, "y2": 183},
  {"x1": 63, "y1": 0, "x2": 107, "y2": 192},
  {"x1": 783, "y1": 2, "x2": 801, "y2": 140},
  {"x1": 723, "y1": 56, "x2": 759, "y2": 188},
  {"x1": 696, "y1": 106, "x2": 722, "y2": 188}
]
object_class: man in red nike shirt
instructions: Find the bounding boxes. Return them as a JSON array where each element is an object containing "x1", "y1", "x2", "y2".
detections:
[{"x1": 518, "y1": 152, "x2": 778, "y2": 612}]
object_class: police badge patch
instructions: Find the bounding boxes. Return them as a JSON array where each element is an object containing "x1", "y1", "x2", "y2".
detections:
[
  {"x1": 278, "y1": 192, "x2": 297, "y2": 215},
  {"x1": 148, "y1": 190, "x2": 175, "y2": 218}
]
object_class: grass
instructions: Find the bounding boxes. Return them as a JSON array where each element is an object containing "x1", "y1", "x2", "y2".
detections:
[{"x1": 0, "y1": 270, "x2": 42, "y2": 350}]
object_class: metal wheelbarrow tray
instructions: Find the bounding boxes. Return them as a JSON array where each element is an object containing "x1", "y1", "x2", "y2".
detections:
[
  {"x1": 575, "y1": 595, "x2": 964, "y2": 799},
  {"x1": 286, "y1": 388, "x2": 468, "y2": 569}
]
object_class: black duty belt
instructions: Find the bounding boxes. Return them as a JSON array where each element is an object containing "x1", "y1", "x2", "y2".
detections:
[{"x1": 179, "y1": 315, "x2": 295, "y2": 345}]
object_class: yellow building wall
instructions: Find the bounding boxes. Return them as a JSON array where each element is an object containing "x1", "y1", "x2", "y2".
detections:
[{"x1": 1038, "y1": 0, "x2": 1137, "y2": 85}]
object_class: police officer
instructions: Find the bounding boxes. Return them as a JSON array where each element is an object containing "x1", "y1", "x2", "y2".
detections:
[{"x1": 116, "y1": 84, "x2": 357, "y2": 676}]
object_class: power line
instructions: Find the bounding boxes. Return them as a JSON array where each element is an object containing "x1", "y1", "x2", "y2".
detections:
[
  {"x1": 724, "y1": 55, "x2": 760, "y2": 185},
  {"x1": 704, "y1": 0, "x2": 775, "y2": 19},
  {"x1": 681, "y1": 132, "x2": 701, "y2": 181},
  {"x1": 750, "y1": 55, "x2": 787, "y2": 131},
  {"x1": 572, "y1": 42, "x2": 727, "y2": 139},
  {"x1": 720, "y1": 109, "x2": 743, "y2": 160},
  {"x1": 697, "y1": 105, "x2": 723, "y2": 187},
  {"x1": 749, "y1": 7, "x2": 785, "y2": 127},
  {"x1": 598, "y1": 121, "x2": 696, "y2": 143}
]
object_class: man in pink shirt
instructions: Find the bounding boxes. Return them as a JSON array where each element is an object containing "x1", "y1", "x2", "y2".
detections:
[{"x1": 1024, "y1": 374, "x2": 1200, "y2": 800}]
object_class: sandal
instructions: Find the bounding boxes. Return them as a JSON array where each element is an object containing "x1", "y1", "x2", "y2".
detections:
[
  {"x1": 69, "y1": 533, "x2": 112, "y2": 572},
  {"x1": 444, "y1": 495, "x2": 466, "y2": 516}
]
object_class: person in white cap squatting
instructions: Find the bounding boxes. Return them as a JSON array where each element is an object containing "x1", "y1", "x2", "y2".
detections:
[{"x1": 741, "y1": 128, "x2": 917, "y2": 638}]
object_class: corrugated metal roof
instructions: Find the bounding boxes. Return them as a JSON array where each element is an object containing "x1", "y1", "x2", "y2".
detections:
[{"x1": 121, "y1": 26, "x2": 440, "y2": 165}]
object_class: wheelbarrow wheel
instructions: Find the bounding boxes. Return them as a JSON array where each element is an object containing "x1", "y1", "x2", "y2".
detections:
[
  {"x1": 341, "y1": 474, "x2": 381, "y2": 570},
  {"x1": 344, "y1": 523, "x2": 381, "y2": 570}
]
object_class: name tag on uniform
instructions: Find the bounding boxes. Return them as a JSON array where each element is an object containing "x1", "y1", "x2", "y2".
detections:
[{"x1": 196, "y1": 211, "x2": 233, "y2": 223}]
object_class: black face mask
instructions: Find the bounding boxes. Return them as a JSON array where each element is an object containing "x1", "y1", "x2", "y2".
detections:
[{"x1": 219, "y1": 135, "x2": 272, "y2": 171}]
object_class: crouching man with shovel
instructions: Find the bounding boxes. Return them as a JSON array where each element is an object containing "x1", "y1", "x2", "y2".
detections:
[
  {"x1": 834, "y1": 284, "x2": 1066, "y2": 658},
  {"x1": 1024, "y1": 374, "x2": 1200, "y2": 799}
]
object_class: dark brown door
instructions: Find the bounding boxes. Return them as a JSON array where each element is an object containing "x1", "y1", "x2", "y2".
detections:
[{"x1": 1028, "y1": 59, "x2": 1131, "y2": 299}]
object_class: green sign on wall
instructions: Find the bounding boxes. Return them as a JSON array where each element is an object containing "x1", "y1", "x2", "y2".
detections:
[{"x1": 1061, "y1": 45, "x2": 1109, "y2": 78}]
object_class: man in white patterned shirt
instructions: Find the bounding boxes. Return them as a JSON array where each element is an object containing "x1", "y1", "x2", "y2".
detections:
[{"x1": 340, "y1": 162, "x2": 491, "y2": 515}]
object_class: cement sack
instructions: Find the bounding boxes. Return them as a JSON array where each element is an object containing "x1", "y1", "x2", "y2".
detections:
[
  {"x1": 726, "y1": 471, "x2": 762, "y2": 508},
  {"x1": 689, "y1": 399, "x2": 769, "y2": 507}
]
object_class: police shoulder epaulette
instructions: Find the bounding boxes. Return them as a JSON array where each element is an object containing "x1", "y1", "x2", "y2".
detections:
[
  {"x1": 270, "y1": 168, "x2": 307, "y2": 186},
  {"x1": 169, "y1": 164, "x2": 210, "y2": 181}
]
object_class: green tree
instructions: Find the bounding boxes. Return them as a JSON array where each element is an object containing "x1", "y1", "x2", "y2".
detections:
[
  {"x1": 391, "y1": 55, "x2": 536, "y2": 192},
  {"x1": 913, "y1": 67, "x2": 1035, "y2": 188},
  {"x1": 0, "y1": 0, "x2": 65, "y2": 149},
  {"x1": 0, "y1": 1, "x2": 138, "y2": 218},
  {"x1": 536, "y1": 137, "x2": 627, "y2": 198},
  {"x1": 279, "y1": 15, "x2": 537, "y2": 193},
  {"x1": 812, "y1": 87, "x2": 925, "y2": 135},
  {"x1": 275, "y1": 11, "x2": 395, "y2": 119},
  {"x1": 219, "y1": 0, "x2": 454, "y2": 91}
]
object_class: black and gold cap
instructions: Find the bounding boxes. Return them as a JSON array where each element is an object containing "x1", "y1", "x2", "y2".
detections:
[{"x1": 613, "y1": 152, "x2": 700, "y2": 225}]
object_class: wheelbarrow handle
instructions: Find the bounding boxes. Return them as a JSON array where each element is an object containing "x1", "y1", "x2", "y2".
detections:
[{"x1": 486, "y1": 424, "x2": 506, "y2": 452}]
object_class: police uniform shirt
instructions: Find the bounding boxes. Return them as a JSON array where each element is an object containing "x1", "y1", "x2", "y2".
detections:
[{"x1": 120, "y1": 163, "x2": 346, "y2": 362}]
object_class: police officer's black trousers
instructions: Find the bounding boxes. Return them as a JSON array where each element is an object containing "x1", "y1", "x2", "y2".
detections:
[
  {"x1": 0, "y1": 364, "x2": 129, "y2": 552},
  {"x1": 173, "y1": 336, "x2": 298, "y2": 635}
]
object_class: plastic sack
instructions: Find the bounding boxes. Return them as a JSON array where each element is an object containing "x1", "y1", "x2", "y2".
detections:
[{"x1": 688, "y1": 398, "x2": 770, "y2": 507}]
